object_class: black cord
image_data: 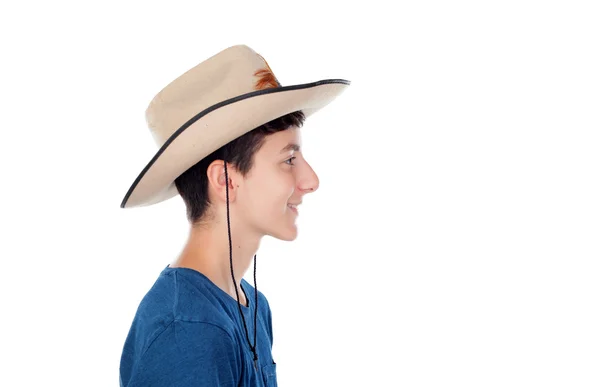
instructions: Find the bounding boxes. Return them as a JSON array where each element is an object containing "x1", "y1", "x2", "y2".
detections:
[{"x1": 224, "y1": 160, "x2": 259, "y2": 369}]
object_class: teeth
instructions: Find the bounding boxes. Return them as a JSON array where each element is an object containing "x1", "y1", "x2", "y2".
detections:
[{"x1": 288, "y1": 204, "x2": 297, "y2": 209}]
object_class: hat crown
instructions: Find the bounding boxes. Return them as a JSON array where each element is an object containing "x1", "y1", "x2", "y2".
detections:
[{"x1": 145, "y1": 45, "x2": 280, "y2": 146}]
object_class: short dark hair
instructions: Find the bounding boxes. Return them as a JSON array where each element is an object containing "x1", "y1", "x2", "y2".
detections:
[{"x1": 174, "y1": 110, "x2": 306, "y2": 227}]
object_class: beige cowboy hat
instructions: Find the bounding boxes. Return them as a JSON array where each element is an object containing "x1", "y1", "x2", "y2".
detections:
[{"x1": 120, "y1": 44, "x2": 350, "y2": 209}]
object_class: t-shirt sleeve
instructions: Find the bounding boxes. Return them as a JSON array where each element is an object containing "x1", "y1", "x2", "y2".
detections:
[{"x1": 127, "y1": 320, "x2": 241, "y2": 387}]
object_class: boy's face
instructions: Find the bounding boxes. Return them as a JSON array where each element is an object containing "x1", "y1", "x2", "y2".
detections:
[{"x1": 237, "y1": 126, "x2": 319, "y2": 241}]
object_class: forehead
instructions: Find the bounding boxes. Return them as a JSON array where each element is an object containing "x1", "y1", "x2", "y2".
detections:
[{"x1": 260, "y1": 126, "x2": 302, "y2": 152}]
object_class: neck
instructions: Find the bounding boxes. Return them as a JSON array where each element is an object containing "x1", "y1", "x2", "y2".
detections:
[{"x1": 171, "y1": 217, "x2": 262, "y2": 302}]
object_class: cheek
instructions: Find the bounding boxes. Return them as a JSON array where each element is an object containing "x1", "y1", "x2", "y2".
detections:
[
  {"x1": 279, "y1": 174, "x2": 297, "y2": 201},
  {"x1": 257, "y1": 174, "x2": 295, "y2": 211}
]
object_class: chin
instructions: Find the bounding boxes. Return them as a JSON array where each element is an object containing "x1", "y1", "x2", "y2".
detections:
[{"x1": 269, "y1": 225, "x2": 298, "y2": 242}]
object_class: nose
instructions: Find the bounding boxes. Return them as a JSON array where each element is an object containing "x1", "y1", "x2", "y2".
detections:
[{"x1": 299, "y1": 162, "x2": 319, "y2": 193}]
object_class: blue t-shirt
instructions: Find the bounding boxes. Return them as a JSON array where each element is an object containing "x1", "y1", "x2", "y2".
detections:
[{"x1": 119, "y1": 265, "x2": 278, "y2": 386}]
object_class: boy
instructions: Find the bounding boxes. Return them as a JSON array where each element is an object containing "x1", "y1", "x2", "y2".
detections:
[{"x1": 119, "y1": 44, "x2": 350, "y2": 386}]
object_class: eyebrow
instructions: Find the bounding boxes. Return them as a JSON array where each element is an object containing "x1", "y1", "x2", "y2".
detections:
[{"x1": 280, "y1": 143, "x2": 301, "y2": 153}]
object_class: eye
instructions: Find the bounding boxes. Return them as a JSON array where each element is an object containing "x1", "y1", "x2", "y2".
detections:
[{"x1": 285, "y1": 156, "x2": 297, "y2": 166}]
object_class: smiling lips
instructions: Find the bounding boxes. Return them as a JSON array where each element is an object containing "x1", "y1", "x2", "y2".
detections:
[{"x1": 287, "y1": 203, "x2": 299, "y2": 214}]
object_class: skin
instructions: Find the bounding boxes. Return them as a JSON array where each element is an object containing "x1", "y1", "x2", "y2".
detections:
[{"x1": 170, "y1": 126, "x2": 319, "y2": 306}]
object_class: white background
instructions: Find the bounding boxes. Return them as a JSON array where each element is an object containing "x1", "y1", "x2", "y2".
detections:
[{"x1": 1, "y1": 1, "x2": 599, "y2": 386}]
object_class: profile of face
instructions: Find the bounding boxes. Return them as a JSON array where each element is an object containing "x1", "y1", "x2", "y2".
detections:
[{"x1": 235, "y1": 126, "x2": 320, "y2": 241}]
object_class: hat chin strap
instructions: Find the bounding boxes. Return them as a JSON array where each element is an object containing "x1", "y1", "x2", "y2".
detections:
[{"x1": 224, "y1": 161, "x2": 259, "y2": 371}]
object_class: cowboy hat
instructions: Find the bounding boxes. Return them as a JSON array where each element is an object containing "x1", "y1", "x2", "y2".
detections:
[{"x1": 120, "y1": 44, "x2": 350, "y2": 208}]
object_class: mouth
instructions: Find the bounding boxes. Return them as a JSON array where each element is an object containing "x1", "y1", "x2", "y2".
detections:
[{"x1": 287, "y1": 203, "x2": 299, "y2": 214}]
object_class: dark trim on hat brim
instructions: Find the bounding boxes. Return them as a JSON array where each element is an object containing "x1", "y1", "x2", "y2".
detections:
[{"x1": 120, "y1": 78, "x2": 350, "y2": 209}]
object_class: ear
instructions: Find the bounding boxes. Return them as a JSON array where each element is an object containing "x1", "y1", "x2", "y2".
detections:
[{"x1": 206, "y1": 160, "x2": 239, "y2": 203}]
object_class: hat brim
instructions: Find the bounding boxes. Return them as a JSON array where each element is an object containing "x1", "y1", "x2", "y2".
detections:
[{"x1": 120, "y1": 79, "x2": 350, "y2": 209}]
